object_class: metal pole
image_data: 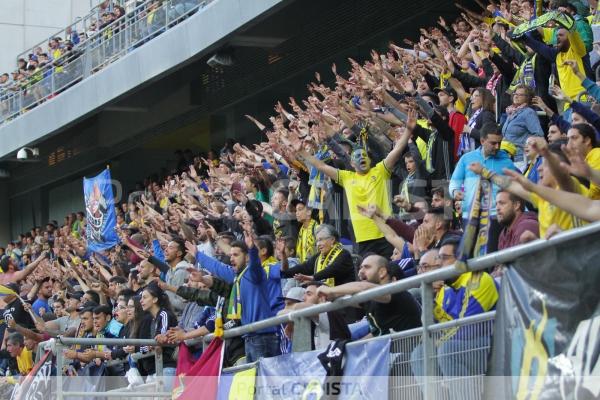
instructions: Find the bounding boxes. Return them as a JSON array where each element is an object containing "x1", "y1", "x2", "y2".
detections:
[
  {"x1": 165, "y1": 1, "x2": 170, "y2": 28},
  {"x1": 291, "y1": 317, "x2": 312, "y2": 352},
  {"x1": 60, "y1": 337, "x2": 160, "y2": 346},
  {"x1": 56, "y1": 341, "x2": 65, "y2": 400},
  {"x1": 420, "y1": 281, "x2": 436, "y2": 400},
  {"x1": 155, "y1": 347, "x2": 164, "y2": 393}
]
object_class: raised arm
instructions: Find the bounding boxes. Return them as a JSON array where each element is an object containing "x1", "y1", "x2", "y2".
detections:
[
  {"x1": 357, "y1": 205, "x2": 406, "y2": 251},
  {"x1": 384, "y1": 130, "x2": 410, "y2": 170},
  {"x1": 504, "y1": 169, "x2": 600, "y2": 222},
  {"x1": 298, "y1": 150, "x2": 339, "y2": 181},
  {"x1": 317, "y1": 281, "x2": 391, "y2": 304},
  {"x1": 12, "y1": 251, "x2": 48, "y2": 282},
  {"x1": 468, "y1": 162, "x2": 533, "y2": 202}
]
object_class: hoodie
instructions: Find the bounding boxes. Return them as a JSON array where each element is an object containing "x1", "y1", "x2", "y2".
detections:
[
  {"x1": 498, "y1": 212, "x2": 540, "y2": 250},
  {"x1": 165, "y1": 260, "x2": 191, "y2": 314}
]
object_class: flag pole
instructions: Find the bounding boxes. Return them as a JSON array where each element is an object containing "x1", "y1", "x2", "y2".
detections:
[{"x1": 14, "y1": 294, "x2": 39, "y2": 322}]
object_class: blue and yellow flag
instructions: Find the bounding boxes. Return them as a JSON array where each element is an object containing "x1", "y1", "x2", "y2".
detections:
[
  {"x1": 0, "y1": 285, "x2": 17, "y2": 296},
  {"x1": 83, "y1": 168, "x2": 119, "y2": 252},
  {"x1": 455, "y1": 178, "x2": 493, "y2": 272}
]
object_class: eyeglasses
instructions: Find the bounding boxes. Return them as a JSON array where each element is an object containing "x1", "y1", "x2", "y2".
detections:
[
  {"x1": 417, "y1": 263, "x2": 439, "y2": 271},
  {"x1": 436, "y1": 254, "x2": 455, "y2": 261},
  {"x1": 316, "y1": 236, "x2": 333, "y2": 243}
]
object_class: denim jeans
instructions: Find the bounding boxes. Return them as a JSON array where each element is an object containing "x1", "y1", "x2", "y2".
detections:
[{"x1": 244, "y1": 333, "x2": 281, "y2": 363}]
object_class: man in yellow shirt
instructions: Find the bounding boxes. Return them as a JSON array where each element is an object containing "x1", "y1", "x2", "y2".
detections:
[
  {"x1": 0, "y1": 332, "x2": 33, "y2": 377},
  {"x1": 566, "y1": 123, "x2": 600, "y2": 199},
  {"x1": 523, "y1": 27, "x2": 587, "y2": 103},
  {"x1": 298, "y1": 127, "x2": 411, "y2": 257}
]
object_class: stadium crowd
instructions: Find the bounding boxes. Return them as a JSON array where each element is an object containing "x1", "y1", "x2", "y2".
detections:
[{"x1": 3, "y1": 0, "x2": 600, "y2": 397}]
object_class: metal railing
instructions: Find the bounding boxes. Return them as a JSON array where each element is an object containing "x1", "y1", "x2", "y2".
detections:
[
  {"x1": 47, "y1": 222, "x2": 600, "y2": 399},
  {"x1": 16, "y1": 1, "x2": 131, "y2": 64},
  {"x1": 0, "y1": 0, "x2": 213, "y2": 126},
  {"x1": 54, "y1": 337, "x2": 173, "y2": 399}
]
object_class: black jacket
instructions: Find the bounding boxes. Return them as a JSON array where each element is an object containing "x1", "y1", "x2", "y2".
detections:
[{"x1": 281, "y1": 248, "x2": 356, "y2": 286}]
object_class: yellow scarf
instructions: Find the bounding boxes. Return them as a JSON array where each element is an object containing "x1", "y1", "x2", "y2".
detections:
[
  {"x1": 314, "y1": 242, "x2": 343, "y2": 287},
  {"x1": 296, "y1": 220, "x2": 317, "y2": 263},
  {"x1": 262, "y1": 256, "x2": 278, "y2": 276},
  {"x1": 226, "y1": 266, "x2": 249, "y2": 320}
]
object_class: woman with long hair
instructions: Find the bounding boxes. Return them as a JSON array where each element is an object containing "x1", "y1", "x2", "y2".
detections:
[
  {"x1": 459, "y1": 87, "x2": 496, "y2": 156},
  {"x1": 139, "y1": 282, "x2": 177, "y2": 391}
]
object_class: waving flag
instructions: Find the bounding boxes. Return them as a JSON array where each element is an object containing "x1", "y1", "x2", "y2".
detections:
[
  {"x1": 83, "y1": 168, "x2": 119, "y2": 252},
  {"x1": 0, "y1": 285, "x2": 17, "y2": 296},
  {"x1": 11, "y1": 351, "x2": 53, "y2": 400},
  {"x1": 173, "y1": 337, "x2": 224, "y2": 400}
]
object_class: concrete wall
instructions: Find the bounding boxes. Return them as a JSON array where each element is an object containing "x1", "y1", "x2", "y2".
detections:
[
  {"x1": 0, "y1": 0, "x2": 96, "y2": 74},
  {"x1": 0, "y1": 0, "x2": 287, "y2": 159},
  {"x1": 0, "y1": 182, "x2": 10, "y2": 244}
]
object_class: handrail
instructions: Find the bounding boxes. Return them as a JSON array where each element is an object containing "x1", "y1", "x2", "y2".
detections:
[
  {"x1": 201, "y1": 221, "x2": 600, "y2": 342},
  {"x1": 0, "y1": 0, "x2": 213, "y2": 126},
  {"x1": 16, "y1": 0, "x2": 126, "y2": 63}
]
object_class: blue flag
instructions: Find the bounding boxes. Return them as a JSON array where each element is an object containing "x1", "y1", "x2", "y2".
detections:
[{"x1": 83, "y1": 168, "x2": 119, "y2": 252}]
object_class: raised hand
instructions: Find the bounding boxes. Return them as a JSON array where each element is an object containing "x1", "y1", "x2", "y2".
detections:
[
  {"x1": 356, "y1": 204, "x2": 377, "y2": 219},
  {"x1": 185, "y1": 241, "x2": 197, "y2": 259},
  {"x1": 504, "y1": 168, "x2": 534, "y2": 191},
  {"x1": 561, "y1": 145, "x2": 592, "y2": 179},
  {"x1": 468, "y1": 162, "x2": 484, "y2": 175}
]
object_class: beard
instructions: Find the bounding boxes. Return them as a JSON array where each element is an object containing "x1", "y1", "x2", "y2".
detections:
[{"x1": 498, "y1": 212, "x2": 515, "y2": 227}]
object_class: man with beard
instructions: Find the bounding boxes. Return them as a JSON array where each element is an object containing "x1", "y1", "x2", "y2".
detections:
[
  {"x1": 191, "y1": 225, "x2": 279, "y2": 363},
  {"x1": 496, "y1": 190, "x2": 539, "y2": 250},
  {"x1": 317, "y1": 254, "x2": 421, "y2": 336},
  {"x1": 32, "y1": 277, "x2": 53, "y2": 317},
  {"x1": 147, "y1": 238, "x2": 190, "y2": 315},
  {"x1": 298, "y1": 128, "x2": 411, "y2": 258},
  {"x1": 137, "y1": 260, "x2": 161, "y2": 291},
  {"x1": 40, "y1": 291, "x2": 82, "y2": 336}
]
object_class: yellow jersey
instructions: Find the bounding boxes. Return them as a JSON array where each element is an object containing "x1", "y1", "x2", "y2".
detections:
[
  {"x1": 337, "y1": 161, "x2": 392, "y2": 242},
  {"x1": 530, "y1": 179, "x2": 588, "y2": 237},
  {"x1": 585, "y1": 148, "x2": 600, "y2": 199}
]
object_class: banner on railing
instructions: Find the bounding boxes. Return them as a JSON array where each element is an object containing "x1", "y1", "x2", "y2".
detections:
[
  {"x1": 10, "y1": 351, "x2": 53, "y2": 400},
  {"x1": 488, "y1": 232, "x2": 600, "y2": 399},
  {"x1": 256, "y1": 338, "x2": 390, "y2": 399},
  {"x1": 83, "y1": 168, "x2": 119, "y2": 252}
]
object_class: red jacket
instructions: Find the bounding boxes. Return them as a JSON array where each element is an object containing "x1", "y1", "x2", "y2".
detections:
[{"x1": 448, "y1": 111, "x2": 467, "y2": 163}]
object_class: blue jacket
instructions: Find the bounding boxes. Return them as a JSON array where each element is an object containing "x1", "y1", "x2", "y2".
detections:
[
  {"x1": 196, "y1": 248, "x2": 277, "y2": 334},
  {"x1": 501, "y1": 107, "x2": 543, "y2": 159},
  {"x1": 449, "y1": 148, "x2": 518, "y2": 219}
]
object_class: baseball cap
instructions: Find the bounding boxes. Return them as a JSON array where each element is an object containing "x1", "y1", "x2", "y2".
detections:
[
  {"x1": 278, "y1": 287, "x2": 305, "y2": 303},
  {"x1": 434, "y1": 86, "x2": 458, "y2": 100},
  {"x1": 77, "y1": 301, "x2": 98, "y2": 312},
  {"x1": 66, "y1": 291, "x2": 84, "y2": 300},
  {"x1": 289, "y1": 198, "x2": 307, "y2": 208},
  {"x1": 422, "y1": 91, "x2": 439, "y2": 105}
]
